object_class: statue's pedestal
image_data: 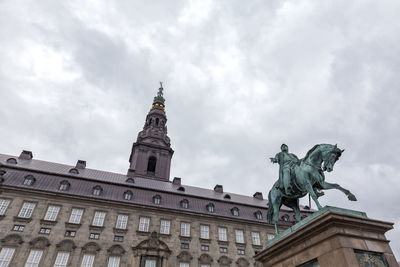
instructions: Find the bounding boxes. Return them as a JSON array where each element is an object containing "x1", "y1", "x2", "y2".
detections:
[{"x1": 255, "y1": 206, "x2": 399, "y2": 267}]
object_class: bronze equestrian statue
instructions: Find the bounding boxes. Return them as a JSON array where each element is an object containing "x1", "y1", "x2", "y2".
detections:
[{"x1": 267, "y1": 144, "x2": 357, "y2": 235}]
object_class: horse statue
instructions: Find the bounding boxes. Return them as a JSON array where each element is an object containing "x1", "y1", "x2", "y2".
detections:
[{"x1": 266, "y1": 144, "x2": 357, "y2": 235}]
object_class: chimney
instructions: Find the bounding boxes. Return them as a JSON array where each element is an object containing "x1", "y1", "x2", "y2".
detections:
[
  {"x1": 18, "y1": 150, "x2": 33, "y2": 160},
  {"x1": 75, "y1": 160, "x2": 86, "y2": 169},
  {"x1": 172, "y1": 177, "x2": 181, "y2": 186},
  {"x1": 253, "y1": 192, "x2": 263, "y2": 200},
  {"x1": 214, "y1": 184, "x2": 223, "y2": 193}
]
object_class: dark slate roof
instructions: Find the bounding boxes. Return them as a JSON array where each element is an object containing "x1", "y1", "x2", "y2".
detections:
[{"x1": 0, "y1": 153, "x2": 312, "y2": 224}]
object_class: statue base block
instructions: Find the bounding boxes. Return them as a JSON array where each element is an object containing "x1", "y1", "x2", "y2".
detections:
[{"x1": 255, "y1": 206, "x2": 399, "y2": 267}]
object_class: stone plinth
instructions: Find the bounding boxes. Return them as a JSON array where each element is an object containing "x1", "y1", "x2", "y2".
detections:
[{"x1": 255, "y1": 206, "x2": 399, "y2": 267}]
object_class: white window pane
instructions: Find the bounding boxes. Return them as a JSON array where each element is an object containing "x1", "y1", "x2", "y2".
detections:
[
  {"x1": 235, "y1": 230, "x2": 244, "y2": 243},
  {"x1": 179, "y1": 263, "x2": 189, "y2": 267},
  {"x1": 69, "y1": 209, "x2": 84, "y2": 224},
  {"x1": 145, "y1": 259, "x2": 156, "y2": 267},
  {"x1": 18, "y1": 202, "x2": 36, "y2": 218},
  {"x1": 0, "y1": 200, "x2": 10, "y2": 215},
  {"x1": 44, "y1": 205, "x2": 60, "y2": 221},
  {"x1": 180, "y1": 222, "x2": 190, "y2": 237},
  {"x1": 200, "y1": 225, "x2": 209, "y2": 239},
  {"x1": 139, "y1": 217, "x2": 150, "y2": 232},
  {"x1": 200, "y1": 265, "x2": 210, "y2": 267},
  {"x1": 0, "y1": 247, "x2": 15, "y2": 267},
  {"x1": 116, "y1": 215, "x2": 128, "y2": 229},
  {"x1": 25, "y1": 250, "x2": 43, "y2": 267},
  {"x1": 252, "y1": 232, "x2": 261, "y2": 245},
  {"x1": 54, "y1": 252, "x2": 69, "y2": 267},
  {"x1": 107, "y1": 256, "x2": 120, "y2": 267},
  {"x1": 92, "y1": 212, "x2": 106, "y2": 226},
  {"x1": 218, "y1": 227, "x2": 227, "y2": 241},
  {"x1": 160, "y1": 220, "x2": 170, "y2": 234},
  {"x1": 81, "y1": 254, "x2": 95, "y2": 267}
]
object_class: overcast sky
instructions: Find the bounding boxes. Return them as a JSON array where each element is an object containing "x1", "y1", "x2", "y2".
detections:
[{"x1": 1, "y1": 0, "x2": 399, "y2": 259}]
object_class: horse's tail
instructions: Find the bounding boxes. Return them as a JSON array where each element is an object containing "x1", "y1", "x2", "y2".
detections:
[{"x1": 267, "y1": 189, "x2": 273, "y2": 224}]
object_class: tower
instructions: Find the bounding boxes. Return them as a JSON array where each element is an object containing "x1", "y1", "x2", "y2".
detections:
[{"x1": 128, "y1": 83, "x2": 174, "y2": 181}]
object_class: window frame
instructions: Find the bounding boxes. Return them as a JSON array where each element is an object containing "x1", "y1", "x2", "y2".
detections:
[
  {"x1": 92, "y1": 211, "x2": 106, "y2": 227},
  {"x1": 25, "y1": 249, "x2": 43, "y2": 267},
  {"x1": 251, "y1": 232, "x2": 261, "y2": 246},
  {"x1": 115, "y1": 214, "x2": 128, "y2": 229},
  {"x1": 18, "y1": 202, "x2": 36, "y2": 218},
  {"x1": 138, "y1": 217, "x2": 150, "y2": 232},
  {"x1": 0, "y1": 199, "x2": 11, "y2": 215},
  {"x1": 68, "y1": 208, "x2": 84, "y2": 224},
  {"x1": 53, "y1": 252, "x2": 70, "y2": 267},
  {"x1": 180, "y1": 222, "x2": 191, "y2": 237},
  {"x1": 160, "y1": 219, "x2": 171, "y2": 235},
  {"x1": 0, "y1": 247, "x2": 15, "y2": 266},
  {"x1": 218, "y1": 227, "x2": 227, "y2": 241},
  {"x1": 235, "y1": 229, "x2": 245, "y2": 244},
  {"x1": 200, "y1": 224, "x2": 210, "y2": 239},
  {"x1": 44, "y1": 205, "x2": 61, "y2": 221}
]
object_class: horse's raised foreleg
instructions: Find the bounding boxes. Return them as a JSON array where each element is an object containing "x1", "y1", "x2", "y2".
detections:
[
  {"x1": 319, "y1": 181, "x2": 357, "y2": 201},
  {"x1": 305, "y1": 182, "x2": 323, "y2": 210}
]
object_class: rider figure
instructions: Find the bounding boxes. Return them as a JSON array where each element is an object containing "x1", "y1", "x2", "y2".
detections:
[{"x1": 270, "y1": 144, "x2": 300, "y2": 195}]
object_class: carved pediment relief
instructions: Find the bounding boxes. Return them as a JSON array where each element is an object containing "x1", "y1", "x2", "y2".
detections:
[
  {"x1": 1, "y1": 234, "x2": 23, "y2": 246},
  {"x1": 29, "y1": 237, "x2": 50, "y2": 249},
  {"x1": 132, "y1": 232, "x2": 171, "y2": 257},
  {"x1": 108, "y1": 244, "x2": 125, "y2": 256},
  {"x1": 199, "y1": 254, "x2": 213, "y2": 264},
  {"x1": 82, "y1": 242, "x2": 101, "y2": 253},
  {"x1": 177, "y1": 251, "x2": 193, "y2": 262},
  {"x1": 218, "y1": 255, "x2": 232, "y2": 265},
  {"x1": 56, "y1": 240, "x2": 76, "y2": 252},
  {"x1": 236, "y1": 257, "x2": 250, "y2": 267}
]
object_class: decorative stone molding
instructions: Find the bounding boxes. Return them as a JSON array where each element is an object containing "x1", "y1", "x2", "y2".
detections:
[
  {"x1": 218, "y1": 256, "x2": 233, "y2": 265},
  {"x1": 29, "y1": 237, "x2": 50, "y2": 249},
  {"x1": 56, "y1": 240, "x2": 77, "y2": 252},
  {"x1": 13, "y1": 216, "x2": 32, "y2": 223},
  {"x1": 1, "y1": 234, "x2": 23, "y2": 246},
  {"x1": 177, "y1": 251, "x2": 193, "y2": 262},
  {"x1": 132, "y1": 231, "x2": 171, "y2": 258},
  {"x1": 40, "y1": 219, "x2": 57, "y2": 226},
  {"x1": 82, "y1": 242, "x2": 101, "y2": 253},
  {"x1": 65, "y1": 222, "x2": 81, "y2": 229},
  {"x1": 236, "y1": 257, "x2": 250, "y2": 267},
  {"x1": 198, "y1": 253, "x2": 213, "y2": 264},
  {"x1": 107, "y1": 244, "x2": 125, "y2": 256}
]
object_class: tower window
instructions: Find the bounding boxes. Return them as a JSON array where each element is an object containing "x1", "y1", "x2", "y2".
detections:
[
  {"x1": 156, "y1": 118, "x2": 159, "y2": 126},
  {"x1": 147, "y1": 156, "x2": 157, "y2": 174}
]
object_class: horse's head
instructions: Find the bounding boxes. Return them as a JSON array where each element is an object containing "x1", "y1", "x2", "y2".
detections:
[{"x1": 322, "y1": 144, "x2": 344, "y2": 172}]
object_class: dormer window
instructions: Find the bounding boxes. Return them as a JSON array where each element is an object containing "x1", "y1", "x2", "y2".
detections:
[
  {"x1": 177, "y1": 186, "x2": 185, "y2": 192},
  {"x1": 231, "y1": 207, "x2": 239, "y2": 216},
  {"x1": 23, "y1": 175, "x2": 36, "y2": 186},
  {"x1": 6, "y1": 158, "x2": 17, "y2": 164},
  {"x1": 92, "y1": 186, "x2": 103, "y2": 196},
  {"x1": 281, "y1": 214, "x2": 290, "y2": 222},
  {"x1": 59, "y1": 180, "x2": 70, "y2": 191},
  {"x1": 153, "y1": 195, "x2": 161, "y2": 205},
  {"x1": 126, "y1": 178, "x2": 134, "y2": 183},
  {"x1": 69, "y1": 168, "x2": 79, "y2": 174},
  {"x1": 224, "y1": 194, "x2": 231, "y2": 200},
  {"x1": 123, "y1": 190, "x2": 133, "y2": 200},
  {"x1": 180, "y1": 199, "x2": 189, "y2": 209},
  {"x1": 255, "y1": 211, "x2": 263, "y2": 220},
  {"x1": 206, "y1": 203, "x2": 215, "y2": 213}
]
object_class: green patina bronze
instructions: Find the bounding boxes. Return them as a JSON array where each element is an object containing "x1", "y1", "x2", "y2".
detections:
[{"x1": 267, "y1": 144, "x2": 357, "y2": 235}]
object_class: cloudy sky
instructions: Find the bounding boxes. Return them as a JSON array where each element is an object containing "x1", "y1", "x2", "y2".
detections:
[{"x1": 1, "y1": 0, "x2": 399, "y2": 259}]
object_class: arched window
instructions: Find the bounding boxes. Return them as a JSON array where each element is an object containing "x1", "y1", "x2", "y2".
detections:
[
  {"x1": 255, "y1": 211, "x2": 263, "y2": 220},
  {"x1": 156, "y1": 118, "x2": 159, "y2": 126},
  {"x1": 147, "y1": 156, "x2": 157, "y2": 174},
  {"x1": 92, "y1": 186, "x2": 103, "y2": 196},
  {"x1": 149, "y1": 118, "x2": 153, "y2": 125},
  {"x1": 231, "y1": 207, "x2": 239, "y2": 216},
  {"x1": 180, "y1": 199, "x2": 189, "y2": 209},
  {"x1": 153, "y1": 195, "x2": 161, "y2": 205},
  {"x1": 23, "y1": 175, "x2": 36, "y2": 186},
  {"x1": 59, "y1": 180, "x2": 70, "y2": 191},
  {"x1": 123, "y1": 190, "x2": 133, "y2": 200},
  {"x1": 126, "y1": 178, "x2": 134, "y2": 183},
  {"x1": 206, "y1": 203, "x2": 215, "y2": 213},
  {"x1": 69, "y1": 168, "x2": 79, "y2": 174},
  {"x1": 6, "y1": 158, "x2": 17, "y2": 164}
]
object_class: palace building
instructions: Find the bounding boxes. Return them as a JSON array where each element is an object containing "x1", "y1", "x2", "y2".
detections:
[{"x1": 0, "y1": 85, "x2": 311, "y2": 267}]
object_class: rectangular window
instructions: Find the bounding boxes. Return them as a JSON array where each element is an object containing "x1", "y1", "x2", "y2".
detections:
[
  {"x1": 69, "y1": 208, "x2": 84, "y2": 224},
  {"x1": 0, "y1": 247, "x2": 15, "y2": 267},
  {"x1": 39, "y1": 228, "x2": 51, "y2": 234},
  {"x1": 89, "y1": 233, "x2": 100, "y2": 239},
  {"x1": 200, "y1": 225, "x2": 210, "y2": 239},
  {"x1": 44, "y1": 205, "x2": 60, "y2": 221},
  {"x1": 12, "y1": 225, "x2": 24, "y2": 232},
  {"x1": 235, "y1": 229, "x2": 244, "y2": 243},
  {"x1": 181, "y1": 243, "x2": 189, "y2": 249},
  {"x1": 81, "y1": 254, "x2": 95, "y2": 267},
  {"x1": 219, "y1": 247, "x2": 227, "y2": 253},
  {"x1": 114, "y1": 235, "x2": 124, "y2": 242},
  {"x1": 65, "y1": 231, "x2": 76, "y2": 237},
  {"x1": 139, "y1": 217, "x2": 150, "y2": 232},
  {"x1": 92, "y1": 211, "x2": 106, "y2": 227},
  {"x1": 200, "y1": 265, "x2": 210, "y2": 267},
  {"x1": 267, "y1": 234, "x2": 275, "y2": 241},
  {"x1": 107, "y1": 256, "x2": 120, "y2": 267},
  {"x1": 54, "y1": 252, "x2": 69, "y2": 267},
  {"x1": 18, "y1": 202, "x2": 36, "y2": 218},
  {"x1": 237, "y1": 249, "x2": 245, "y2": 255},
  {"x1": 25, "y1": 249, "x2": 43, "y2": 267},
  {"x1": 160, "y1": 220, "x2": 170, "y2": 235},
  {"x1": 0, "y1": 199, "x2": 10, "y2": 215},
  {"x1": 201, "y1": 245, "x2": 209, "y2": 251},
  {"x1": 180, "y1": 222, "x2": 190, "y2": 237},
  {"x1": 145, "y1": 260, "x2": 156, "y2": 267},
  {"x1": 252, "y1": 232, "x2": 261, "y2": 245},
  {"x1": 218, "y1": 227, "x2": 227, "y2": 241},
  {"x1": 115, "y1": 215, "x2": 128, "y2": 229},
  {"x1": 179, "y1": 263, "x2": 189, "y2": 267}
]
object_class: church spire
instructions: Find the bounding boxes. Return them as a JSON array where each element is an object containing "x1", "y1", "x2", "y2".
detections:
[{"x1": 127, "y1": 83, "x2": 174, "y2": 181}]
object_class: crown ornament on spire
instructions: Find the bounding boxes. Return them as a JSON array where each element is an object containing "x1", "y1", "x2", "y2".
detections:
[{"x1": 153, "y1": 82, "x2": 165, "y2": 105}]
